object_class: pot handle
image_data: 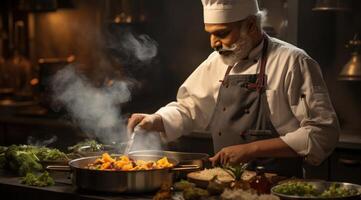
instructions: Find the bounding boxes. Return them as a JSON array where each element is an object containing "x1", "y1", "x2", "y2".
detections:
[
  {"x1": 171, "y1": 164, "x2": 201, "y2": 171},
  {"x1": 46, "y1": 165, "x2": 71, "y2": 172}
]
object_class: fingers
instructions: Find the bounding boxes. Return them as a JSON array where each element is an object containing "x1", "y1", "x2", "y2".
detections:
[
  {"x1": 209, "y1": 151, "x2": 227, "y2": 167},
  {"x1": 127, "y1": 113, "x2": 146, "y2": 134},
  {"x1": 209, "y1": 152, "x2": 221, "y2": 166},
  {"x1": 220, "y1": 151, "x2": 229, "y2": 166},
  {"x1": 138, "y1": 116, "x2": 154, "y2": 130},
  {"x1": 210, "y1": 149, "x2": 234, "y2": 167}
]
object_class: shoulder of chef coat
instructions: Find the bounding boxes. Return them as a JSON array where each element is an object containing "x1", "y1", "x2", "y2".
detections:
[{"x1": 268, "y1": 38, "x2": 340, "y2": 166}]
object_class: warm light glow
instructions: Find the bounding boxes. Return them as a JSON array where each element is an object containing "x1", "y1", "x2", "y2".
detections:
[{"x1": 30, "y1": 78, "x2": 39, "y2": 86}]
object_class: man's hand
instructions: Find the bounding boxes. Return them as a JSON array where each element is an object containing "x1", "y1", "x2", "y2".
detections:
[
  {"x1": 209, "y1": 143, "x2": 257, "y2": 166},
  {"x1": 127, "y1": 113, "x2": 165, "y2": 134},
  {"x1": 209, "y1": 138, "x2": 299, "y2": 166}
]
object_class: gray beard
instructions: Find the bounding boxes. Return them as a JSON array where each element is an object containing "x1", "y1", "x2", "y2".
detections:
[{"x1": 219, "y1": 35, "x2": 253, "y2": 66}]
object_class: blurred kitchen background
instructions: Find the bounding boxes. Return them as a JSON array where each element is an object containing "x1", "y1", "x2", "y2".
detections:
[{"x1": 0, "y1": 0, "x2": 360, "y2": 183}]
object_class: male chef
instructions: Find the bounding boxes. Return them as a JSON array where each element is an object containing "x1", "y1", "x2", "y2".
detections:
[{"x1": 127, "y1": 0, "x2": 339, "y2": 177}]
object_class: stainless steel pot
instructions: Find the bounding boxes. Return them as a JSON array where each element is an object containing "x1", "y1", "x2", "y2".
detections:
[{"x1": 47, "y1": 154, "x2": 200, "y2": 193}]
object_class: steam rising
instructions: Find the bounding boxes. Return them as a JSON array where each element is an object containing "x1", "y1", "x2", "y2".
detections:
[
  {"x1": 105, "y1": 28, "x2": 158, "y2": 65},
  {"x1": 51, "y1": 30, "x2": 161, "y2": 151},
  {"x1": 121, "y1": 33, "x2": 158, "y2": 63},
  {"x1": 27, "y1": 135, "x2": 58, "y2": 147},
  {"x1": 51, "y1": 66, "x2": 130, "y2": 144}
]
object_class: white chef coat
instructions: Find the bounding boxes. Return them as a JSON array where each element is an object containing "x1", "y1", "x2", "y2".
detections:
[{"x1": 156, "y1": 36, "x2": 340, "y2": 166}]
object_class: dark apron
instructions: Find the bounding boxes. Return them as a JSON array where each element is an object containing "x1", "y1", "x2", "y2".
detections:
[{"x1": 207, "y1": 36, "x2": 302, "y2": 177}]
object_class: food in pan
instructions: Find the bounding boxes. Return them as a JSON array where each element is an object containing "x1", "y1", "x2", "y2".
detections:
[{"x1": 87, "y1": 153, "x2": 173, "y2": 171}]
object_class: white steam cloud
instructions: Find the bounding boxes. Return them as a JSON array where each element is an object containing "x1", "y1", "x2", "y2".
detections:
[
  {"x1": 51, "y1": 66, "x2": 130, "y2": 144},
  {"x1": 27, "y1": 135, "x2": 58, "y2": 147},
  {"x1": 105, "y1": 29, "x2": 158, "y2": 65},
  {"x1": 122, "y1": 33, "x2": 158, "y2": 63},
  {"x1": 50, "y1": 30, "x2": 162, "y2": 151}
]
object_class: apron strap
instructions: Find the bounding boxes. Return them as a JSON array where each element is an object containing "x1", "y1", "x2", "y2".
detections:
[
  {"x1": 247, "y1": 35, "x2": 269, "y2": 93},
  {"x1": 219, "y1": 65, "x2": 233, "y2": 86}
]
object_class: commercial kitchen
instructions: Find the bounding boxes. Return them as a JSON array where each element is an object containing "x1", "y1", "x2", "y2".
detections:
[{"x1": 0, "y1": 0, "x2": 360, "y2": 200}]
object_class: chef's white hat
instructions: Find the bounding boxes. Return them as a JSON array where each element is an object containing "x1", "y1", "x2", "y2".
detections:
[{"x1": 201, "y1": 0, "x2": 259, "y2": 24}]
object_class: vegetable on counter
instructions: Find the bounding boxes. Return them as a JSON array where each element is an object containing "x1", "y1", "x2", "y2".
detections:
[
  {"x1": 0, "y1": 152, "x2": 6, "y2": 169},
  {"x1": 3, "y1": 145, "x2": 68, "y2": 176},
  {"x1": 34, "y1": 147, "x2": 68, "y2": 161},
  {"x1": 0, "y1": 146, "x2": 7, "y2": 154},
  {"x1": 68, "y1": 139, "x2": 103, "y2": 152},
  {"x1": 153, "y1": 183, "x2": 173, "y2": 200},
  {"x1": 5, "y1": 145, "x2": 43, "y2": 176},
  {"x1": 173, "y1": 179, "x2": 196, "y2": 191},
  {"x1": 0, "y1": 146, "x2": 7, "y2": 169},
  {"x1": 21, "y1": 171, "x2": 54, "y2": 187},
  {"x1": 183, "y1": 187, "x2": 209, "y2": 200}
]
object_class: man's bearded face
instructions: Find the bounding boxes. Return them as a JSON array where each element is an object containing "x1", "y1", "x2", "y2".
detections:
[
  {"x1": 205, "y1": 21, "x2": 254, "y2": 66},
  {"x1": 217, "y1": 26, "x2": 253, "y2": 66}
]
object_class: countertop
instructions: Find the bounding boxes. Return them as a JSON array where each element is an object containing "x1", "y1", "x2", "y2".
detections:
[{"x1": 0, "y1": 170, "x2": 153, "y2": 200}]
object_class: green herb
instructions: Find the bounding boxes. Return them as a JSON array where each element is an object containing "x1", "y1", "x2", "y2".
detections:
[
  {"x1": 68, "y1": 140, "x2": 103, "y2": 152},
  {"x1": 173, "y1": 179, "x2": 195, "y2": 191},
  {"x1": 183, "y1": 187, "x2": 209, "y2": 200},
  {"x1": 4, "y1": 145, "x2": 67, "y2": 175},
  {"x1": 273, "y1": 182, "x2": 318, "y2": 196},
  {"x1": 21, "y1": 171, "x2": 54, "y2": 187},
  {"x1": 224, "y1": 163, "x2": 248, "y2": 181},
  {"x1": 35, "y1": 147, "x2": 68, "y2": 161},
  {"x1": 0, "y1": 152, "x2": 6, "y2": 169},
  {"x1": 321, "y1": 183, "x2": 359, "y2": 198},
  {"x1": 0, "y1": 146, "x2": 7, "y2": 154},
  {"x1": 5, "y1": 145, "x2": 43, "y2": 176}
]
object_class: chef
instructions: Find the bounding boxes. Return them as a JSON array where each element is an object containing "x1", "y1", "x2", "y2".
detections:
[{"x1": 127, "y1": 0, "x2": 340, "y2": 177}]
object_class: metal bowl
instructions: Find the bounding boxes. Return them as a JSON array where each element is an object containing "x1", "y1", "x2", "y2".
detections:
[{"x1": 271, "y1": 181, "x2": 361, "y2": 200}]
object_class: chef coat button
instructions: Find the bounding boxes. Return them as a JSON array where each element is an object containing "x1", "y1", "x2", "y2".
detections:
[
  {"x1": 244, "y1": 109, "x2": 250, "y2": 114},
  {"x1": 225, "y1": 84, "x2": 229, "y2": 88},
  {"x1": 223, "y1": 107, "x2": 226, "y2": 111},
  {"x1": 218, "y1": 132, "x2": 222, "y2": 136}
]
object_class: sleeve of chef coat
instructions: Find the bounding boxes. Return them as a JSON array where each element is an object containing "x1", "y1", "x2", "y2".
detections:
[
  {"x1": 155, "y1": 54, "x2": 219, "y2": 142},
  {"x1": 280, "y1": 55, "x2": 340, "y2": 166}
]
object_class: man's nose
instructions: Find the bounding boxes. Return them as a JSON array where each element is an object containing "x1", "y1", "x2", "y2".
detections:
[{"x1": 211, "y1": 35, "x2": 222, "y2": 51}]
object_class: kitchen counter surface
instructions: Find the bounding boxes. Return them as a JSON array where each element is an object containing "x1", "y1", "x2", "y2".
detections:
[{"x1": 0, "y1": 170, "x2": 153, "y2": 200}]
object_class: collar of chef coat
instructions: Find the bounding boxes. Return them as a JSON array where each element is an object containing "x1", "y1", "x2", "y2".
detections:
[{"x1": 232, "y1": 35, "x2": 266, "y2": 73}]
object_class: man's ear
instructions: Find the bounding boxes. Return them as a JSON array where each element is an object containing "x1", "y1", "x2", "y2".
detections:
[{"x1": 246, "y1": 16, "x2": 258, "y2": 34}]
